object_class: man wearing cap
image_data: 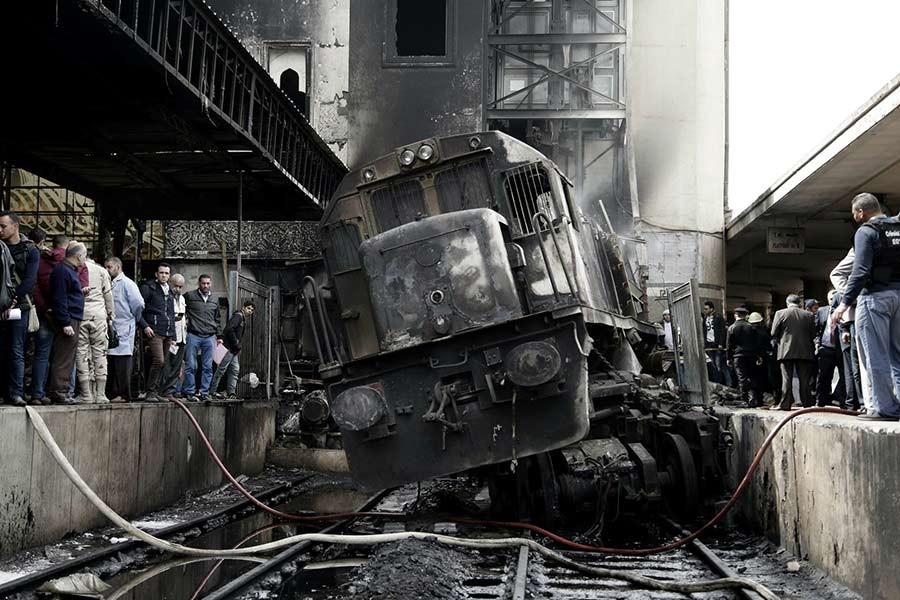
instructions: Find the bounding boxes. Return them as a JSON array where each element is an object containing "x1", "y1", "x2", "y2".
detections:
[
  {"x1": 771, "y1": 294, "x2": 816, "y2": 410},
  {"x1": 658, "y1": 309, "x2": 674, "y2": 351},
  {"x1": 814, "y1": 290, "x2": 846, "y2": 408},
  {"x1": 727, "y1": 307, "x2": 763, "y2": 407}
]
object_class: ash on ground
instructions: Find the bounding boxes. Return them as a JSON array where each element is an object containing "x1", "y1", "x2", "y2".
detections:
[{"x1": 345, "y1": 538, "x2": 475, "y2": 600}]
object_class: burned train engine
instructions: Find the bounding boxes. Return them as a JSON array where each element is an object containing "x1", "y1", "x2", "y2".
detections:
[{"x1": 311, "y1": 132, "x2": 724, "y2": 521}]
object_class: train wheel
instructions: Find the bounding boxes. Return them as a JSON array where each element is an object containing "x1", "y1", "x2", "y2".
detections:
[
  {"x1": 660, "y1": 433, "x2": 699, "y2": 517},
  {"x1": 530, "y1": 453, "x2": 563, "y2": 525}
]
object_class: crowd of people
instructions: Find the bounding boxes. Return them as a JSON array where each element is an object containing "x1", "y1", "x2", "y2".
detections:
[
  {"x1": 669, "y1": 192, "x2": 899, "y2": 421},
  {"x1": 0, "y1": 210, "x2": 255, "y2": 406}
]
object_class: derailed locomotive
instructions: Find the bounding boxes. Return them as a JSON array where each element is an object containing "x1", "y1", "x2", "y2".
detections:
[{"x1": 311, "y1": 131, "x2": 725, "y2": 522}]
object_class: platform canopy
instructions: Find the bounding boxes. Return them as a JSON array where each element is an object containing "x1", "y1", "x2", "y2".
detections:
[
  {"x1": 0, "y1": 0, "x2": 347, "y2": 221},
  {"x1": 726, "y1": 74, "x2": 900, "y2": 304}
]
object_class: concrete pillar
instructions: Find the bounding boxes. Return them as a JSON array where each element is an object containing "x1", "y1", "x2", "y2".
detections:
[{"x1": 626, "y1": 0, "x2": 727, "y2": 320}]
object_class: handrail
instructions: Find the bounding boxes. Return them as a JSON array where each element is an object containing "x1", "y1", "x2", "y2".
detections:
[
  {"x1": 532, "y1": 213, "x2": 560, "y2": 301},
  {"x1": 533, "y1": 213, "x2": 578, "y2": 300},
  {"x1": 303, "y1": 276, "x2": 336, "y2": 364}
]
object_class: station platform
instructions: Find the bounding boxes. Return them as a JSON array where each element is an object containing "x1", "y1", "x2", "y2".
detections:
[
  {"x1": 719, "y1": 407, "x2": 900, "y2": 600},
  {"x1": 0, "y1": 400, "x2": 276, "y2": 559}
]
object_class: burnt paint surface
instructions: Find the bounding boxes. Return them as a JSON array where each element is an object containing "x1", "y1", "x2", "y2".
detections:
[
  {"x1": 347, "y1": 0, "x2": 484, "y2": 168},
  {"x1": 332, "y1": 314, "x2": 591, "y2": 489},
  {"x1": 361, "y1": 209, "x2": 521, "y2": 352}
]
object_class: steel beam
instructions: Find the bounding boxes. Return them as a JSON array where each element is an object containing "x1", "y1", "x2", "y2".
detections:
[
  {"x1": 487, "y1": 108, "x2": 625, "y2": 120},
  {"x1": 491, "y1": 45, "x2": 625, "y2": 108},
  {"x1": 79, "y1": 0, "x2": 346, "y2": 205},
  {"x1": 488, "y1": 33, "x2": 626, "y2": 45}
]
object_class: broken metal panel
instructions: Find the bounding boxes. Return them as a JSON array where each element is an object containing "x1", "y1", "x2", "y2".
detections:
[
  {"x1": 228, "y1": 272, "x2": 280, "y2": 399},
  {"x1": 668, "y1": 278, "x2": 710, "y2": 406},
  {"x1": 164, "y1": 220, "x2": 320, "y2": 260}
]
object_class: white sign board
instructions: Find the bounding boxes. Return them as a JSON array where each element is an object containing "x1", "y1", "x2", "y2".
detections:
[{"x1": 767, "y1": 228, "x2": 805, "y2": 254}]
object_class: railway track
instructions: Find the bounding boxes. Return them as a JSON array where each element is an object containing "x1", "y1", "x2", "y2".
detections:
[
  {"x1": 210, "y1": 484, "x2": 772, "y2": 600},
  {"x1": 0, "y1": 473, "x2": 333, "y2": 599},
  {"x1": 3, "y1": 477, "x2": 841, "y2": 600},
  {"x1": 463, "y1": 536, "x2": 764, "y2": 599}
]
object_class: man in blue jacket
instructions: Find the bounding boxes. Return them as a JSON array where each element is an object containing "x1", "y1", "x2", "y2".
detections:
[
  {"x1": 139, "y1": 263, "x2": 175, "y2": 401},
  {"x1": 47, "y1": 243, "x2": 87, "y2": 404},
  {"x1": 182, "y1": 274, "x2": 221, "y2": 401},
  {"x1": 0, "y1": 211, "x2": 40, "y2": 406}
]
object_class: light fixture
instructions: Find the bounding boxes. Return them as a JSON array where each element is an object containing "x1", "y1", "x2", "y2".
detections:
[
  {"x1": 468, "y1": 136, "x2": 481, "y2": 149},
  {"x1": 417, "y1": 144, "x2": 434, "y2": 161},
  {"x1": 363, "y1": 168, "x2": 376, "y2": 182},
  {"x1": 399, "y1": 149, "x2": 416, "y2": 166}
]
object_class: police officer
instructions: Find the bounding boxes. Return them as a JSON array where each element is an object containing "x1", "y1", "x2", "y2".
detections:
[
  {"x1": 832, "y1": 192, "x2": 900, "y2": 421},
  {"x1": 726, "y1": 307, "x2": 764, "y2": 407}
]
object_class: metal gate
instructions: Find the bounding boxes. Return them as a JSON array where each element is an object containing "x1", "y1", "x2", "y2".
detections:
[
  {"x1": 228, "y1": 272, "x2": 280, "y2": 400},
  {"x1": 667, "y1": 278, "x2": 710, "y2": 405}
]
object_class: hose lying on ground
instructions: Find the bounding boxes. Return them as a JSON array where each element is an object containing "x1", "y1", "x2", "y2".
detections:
[
  {"x1": 26, "y1": 405, "x2": 777, "y2": 599},
  {"x1": 170, "y1": 396, "x2": 856, "y2": 556},
  {"x1": 457, "y1": 406, "x2": 860, "y2": 555},
  {"x1": 167, "y1": 398, "x2": 399, "y2": 522}
]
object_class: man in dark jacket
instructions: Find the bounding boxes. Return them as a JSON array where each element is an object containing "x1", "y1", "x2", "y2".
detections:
[
  {"x1": 771, "y1": 294, "x2": 816, "y2": 410},
  {"x1": 182, "y1": 274, "x2": 221, "y2": 401},
  {"x1": 29, "y1": 234, "x2": 69, "y2": 404},
  {"x1": 139, "y1": 263, "x2": 175, "y2": 400},
  {"x1": 815, "y1": 290, "x2": 846, "y2": 408},
  {"x1": 702, "y1": 300, "x2": 730, "y2": 386},
  {"x1": 726, "y1": 307, "x2": 763, "y2": 407},
  {"x1": 47, "y1": 243, "x2": 86, "y2": 404},
  {"x1": 211, "y1": 299, "x2": 255, "y2": 399},
  {"x1": 831, "y1": 193, "x2": 900, "y2": 420},
  {"x1": 0, "y1": 211, "x2": 40, "y2": 407}
]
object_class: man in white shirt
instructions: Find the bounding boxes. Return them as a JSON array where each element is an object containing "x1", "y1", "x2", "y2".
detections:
[
  {"x1": 659, "y1": 309, "x2": 674, "y2": 350},
  {"x1": 159, "y1": 273, "x2": 187, "y2": 396}
]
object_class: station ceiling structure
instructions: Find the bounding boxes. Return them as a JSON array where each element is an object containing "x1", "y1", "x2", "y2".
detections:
[
  {"x1": 0, "y1": 0, "x2": 347, "y2": 221},
  {"x1": 726, "y1": 75, "x2": 900, "y2": 299}
]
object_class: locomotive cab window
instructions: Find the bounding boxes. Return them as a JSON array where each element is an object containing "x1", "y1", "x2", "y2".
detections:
[
  {"x1": 434, "y1": 158, "x2": 493, "y2": 213},
  {"x1": 369, "y1": 179, "x2": 427, "y2": 232},
  {"x1": 502, "y1": 163, "x2": 560, "y2": 237}
]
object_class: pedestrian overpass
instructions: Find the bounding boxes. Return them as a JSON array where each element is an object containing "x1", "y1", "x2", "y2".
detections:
[{"x1": 0, "y1": 0, "x2": 347, "y2": 221}]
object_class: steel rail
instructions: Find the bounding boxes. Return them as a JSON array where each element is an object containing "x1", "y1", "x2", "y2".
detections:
[
  {"x1": 199, "y1": 488, "x2": 393, "y2": 600},
  {"x1": 661, "y1": 516, "x2": 765, "y2": 600},
  {"x1": 0, "y1": 475, "x2": 315, "y2": 596}
]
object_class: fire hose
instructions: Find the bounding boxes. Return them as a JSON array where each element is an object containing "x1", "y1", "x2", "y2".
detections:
[{"x1": 25, "y1": 404, "x2": 857, "y2": 599}]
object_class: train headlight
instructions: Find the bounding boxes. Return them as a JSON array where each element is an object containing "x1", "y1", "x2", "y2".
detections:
[
  {"x1": 398, "y1": 149, "x2": 416, "y2": 166},
  {"x1": 363, "y1": 168, "x2": 377, "y2": 182},
  {"x1": 417, "y1": 143, "x2": 434, "y2": 161},
  {"x1": 504, "y1": 341, "x2": 562, "y2": 387},
  {"x1": 332, "y1": 386, "x2": 386, "y2": 431}
]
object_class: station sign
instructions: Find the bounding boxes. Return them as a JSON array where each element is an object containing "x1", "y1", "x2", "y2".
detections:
[{"x1": 766, "y1": 227, "x2": 805, "y2": 254}]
